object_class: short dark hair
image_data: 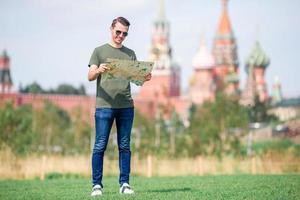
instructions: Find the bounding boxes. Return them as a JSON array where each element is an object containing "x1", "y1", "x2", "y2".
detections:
[{"x1": 111, "y1": 17, "x2": 130, "y2": 27}]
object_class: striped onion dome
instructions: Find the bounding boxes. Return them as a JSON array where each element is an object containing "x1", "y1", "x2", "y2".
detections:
[{"x1": 246, "y1": 41, "x2": 270, "y2": 71}]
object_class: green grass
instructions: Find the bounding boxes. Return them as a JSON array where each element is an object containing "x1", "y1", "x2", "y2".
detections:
[{"x1": 0, "y1": 175, "x2": 299, "y2": 200}]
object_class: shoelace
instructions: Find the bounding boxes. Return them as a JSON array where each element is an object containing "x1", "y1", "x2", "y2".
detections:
[{"x1": 92, "y1": 187, "x2": 102, "y2": 192}]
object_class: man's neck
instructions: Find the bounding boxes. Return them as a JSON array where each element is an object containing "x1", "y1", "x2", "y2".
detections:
[{"x1": 109, "y1": 41, "x2": 122, "y2": 48}]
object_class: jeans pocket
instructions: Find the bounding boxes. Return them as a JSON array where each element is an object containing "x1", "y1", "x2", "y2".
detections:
[{"x1": 95, "y1": 108, "x2": 113, "y2": 118}]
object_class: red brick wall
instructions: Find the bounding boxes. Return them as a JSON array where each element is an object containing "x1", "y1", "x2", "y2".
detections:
[
  {"x1": 1, "y1": 92, "x2": 190, "y2": 124},
  {"x1": 0, "y1": 93, "x2": 96, "y2": 125}
]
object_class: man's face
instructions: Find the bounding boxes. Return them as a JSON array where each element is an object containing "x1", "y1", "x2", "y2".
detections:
[{"x1": 110, "y1": 22, "x2": 129, "y2": 45}]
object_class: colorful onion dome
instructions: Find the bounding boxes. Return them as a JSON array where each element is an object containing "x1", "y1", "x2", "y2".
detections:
[
  {"x1": 1, "y1": 50, "x2": 8, "y2": 59},
  {"x1": 246, "y1": 41, "x2": 270, "y2": 70}
]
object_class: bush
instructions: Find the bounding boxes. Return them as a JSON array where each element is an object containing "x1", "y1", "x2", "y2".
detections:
[
  {"x1": 45, "y1": 172, "x2": 83, "y2": 180},
  {"x1": 252, "y1": 139, "x2": 300, "y2": 156}
]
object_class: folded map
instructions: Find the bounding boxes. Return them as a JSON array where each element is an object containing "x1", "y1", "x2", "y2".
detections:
[{"x1": 102, "y1": 58, "x2": 154, "y2": 86}]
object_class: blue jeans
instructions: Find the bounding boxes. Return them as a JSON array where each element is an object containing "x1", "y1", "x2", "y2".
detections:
[{"x1": 92, "y1": 107, "x2": 134, "y2": 187}]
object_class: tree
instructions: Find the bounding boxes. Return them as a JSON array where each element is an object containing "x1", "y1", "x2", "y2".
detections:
[
  {"x1": 78, "y1": 84, "x2": 86, "y2": 95},
  {"x1": 248, "y1": 95, "x2": 278, "y2": 123},
  {"x1": 132, "y1": 110, "x2": 156, "y2": 158},
  {"x1": 0, "y1": 101, "x2": 92, "y2": 156},
  {"x1": 19, "y1": 82, "x2": 87, "y2": 95},
  {"x1": 32, "y1": 101, "x2": 71, "y2": 153},
  {"x1": 188, "y1": 93, "x2": 249, "y2": 157},
  {"x1": 55, "y1": 84, "x2": 85, "y2": 95},
  {"x1": 0, "y1": 102, "x2": 37, "y2": 155},
  {"x1": 69, "y1": 107, "x2": 92, "y2": 154},
  {"x1": 19, "y1": 82, "x2": 44, "y2": 94}
]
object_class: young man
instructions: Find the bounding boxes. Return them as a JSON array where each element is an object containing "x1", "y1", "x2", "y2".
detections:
[{"x1": 88, "y1": 17, "x2": 151, "y2": 196}]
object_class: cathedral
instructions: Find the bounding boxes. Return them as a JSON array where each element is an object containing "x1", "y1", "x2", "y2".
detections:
[
  {"x1": 0, "y1": 0, "x2": 274, "y2": 125},
  {"x1": 135, "y1": 0, "x2": 271, "y2": 122}
]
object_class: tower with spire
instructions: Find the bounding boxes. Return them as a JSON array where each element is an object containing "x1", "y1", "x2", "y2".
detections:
[
  {"x1": 190, "y1": 37, "x2": 216, "y2": 104},
  {"x1": 138, "y1": 0, "x2": 180, "y2": 102},
  {"x1": 212, "y1": 0, "x2": 239, "y2": 95},
  {"x1": 241, "y1": 41, "x2": 270, "y2": 104},
  {"x1": 271, "y1": 76, "x2": 283, "y2": 105},
  {"x1": 0, "y1": 50, "x2": 13, "y2": 93}
]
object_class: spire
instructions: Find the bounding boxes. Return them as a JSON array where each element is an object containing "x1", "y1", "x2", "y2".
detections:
[
  {"x1": 157, "y1": 0, "x2": 166, "y2": 21},
  {"x1": 150, "y1": 0, "x2": 173, "y2": 72},
  {"x1": 217, "y1": 0, "x2": 232, "y2": 36},
  {"x1": 139, "y1": 0, "x2": 180, "y2": 101},
  {"x1": 271, "y1": 76, "x2": 283, "y2": 105},
  {"x1": 212, "y1": 0, "x2": 239, "y2": 95},
  {"x1": 222, "y1": 0, "x2": 228, "y2": 7}
]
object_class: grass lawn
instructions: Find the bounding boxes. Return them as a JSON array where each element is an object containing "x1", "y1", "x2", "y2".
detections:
[{"x1": 0, "y1": 175, "x2": 299, "y2": 200}]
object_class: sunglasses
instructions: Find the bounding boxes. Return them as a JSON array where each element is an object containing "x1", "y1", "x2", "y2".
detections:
[{"x1": 115, "y1": 30, "x2": 128, "y2": 37}]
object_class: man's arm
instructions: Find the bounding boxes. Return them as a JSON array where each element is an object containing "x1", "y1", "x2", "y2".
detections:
[{"x1": 88, "y1": 64, "x2": 110, "y2": 81}]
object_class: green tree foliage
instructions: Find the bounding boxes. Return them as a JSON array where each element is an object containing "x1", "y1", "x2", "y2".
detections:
[
  {"x1": 252, "y1": 139, "x2": 300, "y2": 157},
  {"x1": 19, "y1": 82, "x2": 86, "y2": 95},
  {"x1": 69, "y1": 107, "x2": 92, "y2": 154},
  {"x1": 188, "y1": 93, "x2": 249, "y2": 158},
  {"x1": 55, "y1": 84, "x2": 86, "y2": 95},
  {"x1": 132, "y1": 110, "x2": 156, "y2": 158},
  {"x1": 78, "y1": 84, "x2": 86, "y2": 95},
  {"x1": 2, "y1": 93, "x2": 283, "y2": 159},
  {"x1": 33, "y1": 101, "x2": 71, "y2": 153},
  {"x1": 132, "y1": 105, "x2": 187, "y2": 158},
  {"x1": 19, "y1": 82, "x2": 44, "y2": 94},
  {"x1": 248, "y1": 95, "x2": 278, "y2": 123},
  {"x1": 0, "y1": 101, "x2": 91, "y2": 156},
  {"x1": 0, "y1": 102, "x2": 37, "y2": 155}
]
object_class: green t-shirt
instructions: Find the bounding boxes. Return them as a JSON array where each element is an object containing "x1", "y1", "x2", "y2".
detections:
[{"x1": 88, "y1": 43, "x2": 137, "y2": 108}]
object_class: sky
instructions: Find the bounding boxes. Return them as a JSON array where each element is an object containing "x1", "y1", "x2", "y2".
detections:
[{"x1": 0, "y1": 0, "x2": 299, "y2": 98}]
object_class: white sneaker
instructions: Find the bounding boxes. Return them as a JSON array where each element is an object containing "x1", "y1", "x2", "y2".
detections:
[
  {"x1": 119, "y1": 183, "x2": 134, "y2": 194},
  {"x1": 91, "y1": 184, "x2": 102, "y2": 196}
]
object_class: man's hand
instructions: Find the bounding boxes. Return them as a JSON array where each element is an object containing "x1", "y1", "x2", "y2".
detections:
[
  {"x1": 96, "y1": 63, "x2": 110, "y2": 74},
  {"x1": 144, "y1": 73, "x2": 152, "y2": 81},
  {"x1": 88, "y1": 63, "x2": 111, "y2": 81}
]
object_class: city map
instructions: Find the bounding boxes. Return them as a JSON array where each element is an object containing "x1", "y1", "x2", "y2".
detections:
[{"x1": 102, "y1": 58, "x2": 154, "y2": 86}]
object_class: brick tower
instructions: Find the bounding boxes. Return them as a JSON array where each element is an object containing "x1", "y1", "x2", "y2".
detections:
[
  {"x1": 212, "y1": 0, "x2": 239, "y2": 95},
  {"x1": 0, "y1": 50, "x2": 13, "y2": 93},
  {"x1": 138, "y1": 0, "x2": 180, "y2": 102}
]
